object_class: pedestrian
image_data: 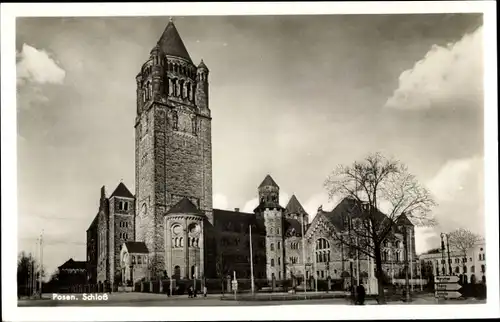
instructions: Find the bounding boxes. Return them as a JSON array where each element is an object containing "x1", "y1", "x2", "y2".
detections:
[
  {"x1": 187, "y1": 286, "x2": 192, "y2": 298},
  {"x1": 203, "y1": 285, "x2": 207, "y2": 297},
  {"x1": 194, "y1": 286, "x2": 197, "y2": 298},
  {"x1": 357, "y1": 284, "x2": 366, "y2": 305}
]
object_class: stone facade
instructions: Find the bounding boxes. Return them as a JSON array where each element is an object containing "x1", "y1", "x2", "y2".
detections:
[
  {"x1": 87, "y1": 183, "x2": 135, "y2": 287},
  {"x1": 86, "y1": 20, "x2": 421, "y2": 289},
  {"x1": 134, "y1": 21, "x2": 213, "y2": 279}
]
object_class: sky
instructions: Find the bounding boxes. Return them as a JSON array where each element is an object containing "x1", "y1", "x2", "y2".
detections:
[{"x1": 16, "y1": 14, "x2": 485, "y2": 276}]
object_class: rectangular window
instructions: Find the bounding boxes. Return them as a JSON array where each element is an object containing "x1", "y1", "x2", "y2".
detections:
[
  {"x1": 138, "y1": 256, "x2": 142, "y2": 264},
  {"x1": 277, "y1": 242, "x2": 280, "y2": 250}
]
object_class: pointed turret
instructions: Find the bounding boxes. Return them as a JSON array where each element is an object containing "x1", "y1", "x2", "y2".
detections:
[
  {"x1": 258, "y1": 175, "x2": 279, "y2": 189},
  {"x1": 157, "y1": 20, "x2": 192, "y2": 62},
  {"x1": 397, "y1": 212, "x2": 414, "y2": 227},
  {"x1": 110, "y1": 182, "x2": 134, "y2": 199}
]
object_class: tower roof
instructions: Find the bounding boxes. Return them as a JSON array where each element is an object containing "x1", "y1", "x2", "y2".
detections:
[
  {"x1": 198, "y1": 59, "x2": 208, "y2": 70},
  {"x1": 258, "y1": 175, "x2": 279, "y2": 189},
  {"x1": 157, "y1": 20, "x2": 192, "y2": 63},
  {"x1": 110, "y1": 182, "x2": 134, "y2": 199},
  {"x1": 166, "y1": 197, "x2": 202, "y2": 215},
  {"x1": 396, "y1": 212, "x2": 414, "y2": 227},
  {"x1": 285, "y1": 195, "x2": 308, "y2": 216}
]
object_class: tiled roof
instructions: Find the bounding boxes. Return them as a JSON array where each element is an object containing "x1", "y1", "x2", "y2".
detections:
[
  {"x1": 396, "y1": 212, "x2": 414, "y2": 227},
  {"x1": 213, "y1": 209, "x2": 266, "y2": 235},
  {"x1": 58, "y1": 258, "x2": 87, "y2": 270},
  {"x1": 321, "y1": 197, "x2": 388, "y2": 231},
  {"x1": 157, "y1": 21, "x2": 192, "y2": 62},
  {"x1": 124, "y1": 241, "x2": 149, "y2": 254},
  {"x1": 285, "y1": 195, "x2": 308, "y2": 216},
  {"x1": 166, "y1": 197, "x2": 202, "y2": 215},
  {"x1": 284, "y1": 218, "x2": 303, "y2": 237},
  {"x1": 110, "y1": 182, "x2": 134, "y2": 199},
  {"x1": 258, "y1": 174, "x2": 279, "y2": 188}
]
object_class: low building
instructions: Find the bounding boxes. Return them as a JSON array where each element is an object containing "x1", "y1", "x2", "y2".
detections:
[
  {"x1": 120, "y1": 241, "x2": 150, "y2": 284},
  {"x1": 57, "y1": 258, "x2": 87, "y2": 292},
  {"x1": 419, "y1": 239, "x2": 486, "y2": 284}
]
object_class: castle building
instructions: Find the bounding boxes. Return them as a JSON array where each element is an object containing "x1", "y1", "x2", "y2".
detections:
[{"x1": 86, "y1": 20, "x2": 416, "y2": 289}]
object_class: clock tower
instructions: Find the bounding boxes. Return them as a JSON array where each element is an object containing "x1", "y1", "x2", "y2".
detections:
[{"x1": 134, "y1": 20, "x2": 213, "y2": 279}]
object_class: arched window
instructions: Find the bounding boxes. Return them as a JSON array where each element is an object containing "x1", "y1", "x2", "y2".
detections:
[
  {"x1": 271, "y1": 259, "x2": 275, "y2": 267},
  {"x1": 180, "y1": 237, "x2": 184, "y2": 247},
  {"x1": 172, "y1": 111, "x2": 178, "y2": 130},
  {"x1": 270, "y1": 243, "x2": 274, "y2": 251},
  {"x1": 481, "y1": 265, "x2": 485, "y2": 273},
  {"x1": 455, "y1": 266, "x2": 460, "y2": 274},
  {"x1": 463, "y1": 266, "x2": 467, "y2": 273},
  {"x1": 471, "y1": 265, "x2": 475, "y2": 273},
  {"x1": 148, "y1": 82, "x2": 153, "y2": 99}
]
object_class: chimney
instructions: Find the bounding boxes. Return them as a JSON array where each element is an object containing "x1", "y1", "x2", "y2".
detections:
[
  {"x1": 234, "y1": 208, "x2": 240, "y2": 212},
  {"x1": 100, "y1": 186, "x2": 106, "y2": 198}
]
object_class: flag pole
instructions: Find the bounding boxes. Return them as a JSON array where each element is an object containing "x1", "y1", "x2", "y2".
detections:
[
  {"x1": 301, "y1": 215, "x2": 307, "y2": 298},
  {"x1": 410, "y1": 229, "x2": 414, "y2": 292},
  {"x1": 39, "y1": 230, "x2": 44, "y2": 298},
  {"x1": 249, "y1": 224, "x2": 255, "y2": 296}
]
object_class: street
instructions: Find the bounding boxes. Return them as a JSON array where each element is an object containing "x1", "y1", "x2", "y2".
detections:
[{"x1": 17, "y1": 292, "x2": 486, "y2": 307}]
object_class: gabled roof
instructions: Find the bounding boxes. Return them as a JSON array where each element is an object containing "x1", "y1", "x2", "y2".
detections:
[
  {"x1": 396, "y1": 212, "x2": 414, "y2": 227},
  {"x1": 321, "y1": 197, "x2": 388, "y2": 231},
  {"x1": 285, "y1": 195, "x2": 308, "y2": 216},
  {"x1": 213, "y1": 209, "x2": 266, "y2": 235},
  {"x1": 58, "y1": 258, "x2": 87, "y2": 270},
  {"x1": 157, "y1": 20, "x2": 192, "y2": 62},
  {"x1": 124, "y1": 241, "x2": 149, "y2": 254},
  {"x1": 110, "y1": 182, "x2": 134, "y2": 199},
  {"x1": 258, "y1": 175, "x2": 279, "y2": 189},
  {"x1": 166, "y1": 197, "x2": 202, "y2": 215}
]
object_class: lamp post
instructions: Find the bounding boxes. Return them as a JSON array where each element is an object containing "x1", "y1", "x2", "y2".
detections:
[
  {"x1": 440, "y1": 233, "x2": 446, "y2": 275},
  {"x1": 445, "y1": 234, "x2": 452, "y2": 276}
]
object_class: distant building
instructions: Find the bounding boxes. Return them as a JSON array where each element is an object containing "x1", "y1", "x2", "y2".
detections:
[
  {"x1": 86, "y1": 20, "x2": 419, "y2": 289},
  {"x1": 57, "y1": 258, "x2": 87, "y2": 291},
  {"x1": 86, "y1": 184, "x2": 135, "y2": 285},
  {"x1": 419, "y1": 239, "x2": 486, "y2": 284}
]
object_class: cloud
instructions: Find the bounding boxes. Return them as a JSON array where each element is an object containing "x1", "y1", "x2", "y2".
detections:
[
  {"x1": 417, "y1": 156, "x2": 484, "y2": 252},
  {"x1": 17, "y1": 44, "x2": 66, "y2": 85},
  {"x1": 213, "y1": 193, "x2": 229, "y2": 210},
  {"x1": 385, "y1": 26, "x2": 483, "y2": 110}
]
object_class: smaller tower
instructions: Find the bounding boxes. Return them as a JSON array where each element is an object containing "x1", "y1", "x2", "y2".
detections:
[
  {"x1": 195, "y1": 59, "x2": 210, "y2": 116},
  {"x1": 255, "y1": 175, "x2": 285, "y2": 281},
  {"x1": 149, "y1": 43, "x2": 164, "y2": 102}
]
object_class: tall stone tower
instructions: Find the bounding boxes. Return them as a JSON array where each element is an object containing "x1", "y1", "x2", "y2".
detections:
[
  {"x1": 255, "y1": 175, "x2": 285, "y2": 281},
  {"x1": 134, "y1": 20, "x2": 213, "y2": 278}
]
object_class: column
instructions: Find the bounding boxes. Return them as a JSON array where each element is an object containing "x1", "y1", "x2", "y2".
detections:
[
  {"x1": 165, "y1": 217, "x2": 171, "y2": 278},
  {"x1": 199, "y1": 220, "x2": 205, "y2": 281},
  {"x1": 184, "y1": 217, "x2": 189, "y2": 279}
]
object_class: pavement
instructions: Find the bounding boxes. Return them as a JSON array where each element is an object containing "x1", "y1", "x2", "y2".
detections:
[{"x1": 17, "y1": 292, "x2": 486, "y2": 307}]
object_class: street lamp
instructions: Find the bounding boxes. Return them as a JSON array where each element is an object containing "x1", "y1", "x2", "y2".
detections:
[
  {"x1": 440, "y1": 233, "x2": 446, "y2": 275},
  {"x1": 445, "y1": 234, "x2": 452, "y2": 276}
]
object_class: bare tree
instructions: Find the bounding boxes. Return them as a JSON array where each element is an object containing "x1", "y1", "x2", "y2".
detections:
[
  {"x1": 324, "y1": 152, "x2": 437, "y2": 304},
  {"x1": 447, "y1": 228, "x2": 482, "y2": 282}
]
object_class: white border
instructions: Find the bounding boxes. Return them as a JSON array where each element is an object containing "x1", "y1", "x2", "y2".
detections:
[{"x1": 1, "y1": 2, "x2": 498, "y2": 321}]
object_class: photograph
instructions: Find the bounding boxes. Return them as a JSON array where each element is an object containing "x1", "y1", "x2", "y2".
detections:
[{"x1": 1, "y1": 2, "x2": 498, "y2": 321}]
